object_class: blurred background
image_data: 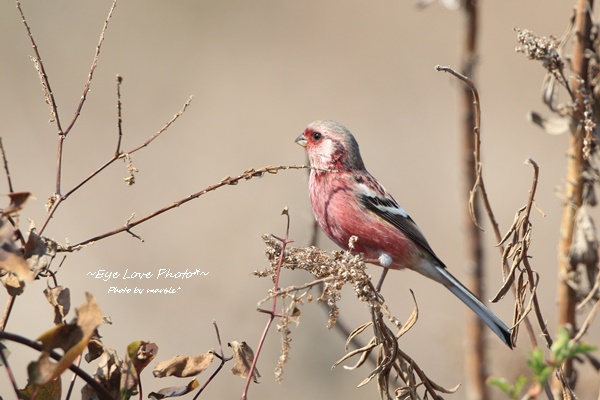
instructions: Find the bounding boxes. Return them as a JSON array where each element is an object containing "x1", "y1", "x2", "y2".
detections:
[{"x1": 0, "y1": 0, "x2": 598, "y2": 399}]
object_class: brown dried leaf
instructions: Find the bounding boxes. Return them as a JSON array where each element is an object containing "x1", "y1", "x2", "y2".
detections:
[
  {"x1": 396, "y1": 290, "x2": 419, "y2": 338},
  {"x1": 426, "y1": 378, "x2": 461, "y2": 394},
  {"x1": 31, "y1": 293, "x2": 103, "y2": 384},
  {"x1": 228, "y1": 341, "x2": 260, "y2": 383},
  {"x1": 2, "y1": 191, "x2": 33, "y2": 217},
  {"x1": 127, "y1": 341, "x2": 158, "y2": 375},
  {"x1": 19, "y1": 376, "x2": 61, "y2": 400},
  {"x1": 333, "y1": 337, "x2": 377, "y2": 370},
  {"x1": 85, "y1": 335, "x2": 105, "y2": 363},
  {"x1": 149, "y1": 379, "x2": 199, "y2": 399},
  {"x1": 0, "y1": 218, "x2": 33, "y2": 282},
  {"x1": 81, "y1": 347, "x2": 122, "y2": 399},
  {"x1": 43, "y1": 286, "x2": 70, "y2": 324},
  {"x1": 528, "y1": 111, "x2": 571, "y2": 135},
  {"x1": 344, "y1": 321, "x2": 372, "y2": 350},
  {"x1": 1, "y1": 273, "x2": 25, "y2": 296},
  {"x1": 153, "y1": 353, "x2": 214, "y2": 378},
  {"x1": 24, "y1": 231, "x2": 57, "y2": 277}
]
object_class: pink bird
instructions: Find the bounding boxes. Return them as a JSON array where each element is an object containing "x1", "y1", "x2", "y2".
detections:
[{"x1": 295, "y1": 120, "x2": 512, "y2": 348}]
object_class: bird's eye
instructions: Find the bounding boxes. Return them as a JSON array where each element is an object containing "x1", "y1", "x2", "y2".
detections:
[{"x1": 312, "y1": 132, "x2": 322, "y2": 140}]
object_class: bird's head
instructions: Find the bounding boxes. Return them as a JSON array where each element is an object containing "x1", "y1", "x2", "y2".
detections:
[{"x1": 295, "y1": 120, "x2": 365, "y2": 171}]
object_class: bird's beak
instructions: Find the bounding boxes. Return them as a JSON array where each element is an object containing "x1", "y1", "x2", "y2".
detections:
[{"x1": 295, "y1": 133, "x2": 308, "y2": 147}]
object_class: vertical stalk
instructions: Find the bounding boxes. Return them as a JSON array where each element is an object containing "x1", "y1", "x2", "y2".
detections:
[
  {"x1": 461, "y1": 1, "x2": 487, "y2": 399},
  {"x1": 555, "y1": 0, "x2": 593, "y2": 396}
]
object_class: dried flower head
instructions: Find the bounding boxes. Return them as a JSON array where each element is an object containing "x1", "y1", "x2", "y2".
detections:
[{"x1": 515, "y1": 28, "x2": 563, "y2": 72}]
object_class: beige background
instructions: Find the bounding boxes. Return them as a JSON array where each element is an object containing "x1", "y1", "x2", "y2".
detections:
[{"x1": 1, "y1": 1, "x2": 598, "y2": 399}]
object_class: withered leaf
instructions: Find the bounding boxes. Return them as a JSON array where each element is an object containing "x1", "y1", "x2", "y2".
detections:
[
  {"x1": 0, "y1": 218, "x2": 34, "y2": 282},
  {"x1": 149, "y1": 379, "x2": 199, "y2": 399},
  {"x1": 153, "y1": 353, "x2": 214, "y2": 378},
  {"x1": 426, "y1": 378, "x2": 461, "y2": 394},
  {"x1": 82, "y1": 347, "x2": 122, "y2": 399},
  {"x1": 44, "y1": 286, "x2": 70, "y2": 324},
  {"x1": 31, "y1": 293, "x2": 103, "y2": 385},
  {"x1": 333, "y1": 337, "x2": 377, "y2": 370},
  {"x1": 228, "y1": 341, "x2": 260, "y2": 383},
  {"x1": 345, "y1": 321, "x2": 372, "y2": 351},
  {"x1": 528, "y1": 111, "x2": 571, "y2": 135},
  {"x1": 24, "y1": 231, "x2": 57, "y2": 277},
  {"x1": 396, "y1": 289, "x2": 418, "y2": 338},
  {"x1": 1, "y1": 273, "x2": 25, "y2": 296},
  {"x1": 85, "y1": 335, "x2": 105, "y2": 363},
  {"x1": 127, "y1": 341, "x2": 158, "y2": 375},
  {"x1": 19, "y1": 376, "x2": 61, "y2": 400},
  {"x1": 2, "y1": 191, "x2": 33, "y2": 217}
]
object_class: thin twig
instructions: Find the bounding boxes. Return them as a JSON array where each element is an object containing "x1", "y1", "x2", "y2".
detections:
[
  {"x1": 0, "y1": 296, "x2": 16, "y2": 332},
  {"x1": 65, "y1": 355, "x2": 83, "y2": 400},
  {"x1": 194, "y1": 321, "x2": 232, "y2": 399},
  {"x1": 63, "y1": 0, "x2": 117, "y2": 135},
  {"x1": 115, "y1": 75, "x2": 124, "y2": 155},
  {"x1": 0, "y1": 138, "x2": 14, "y2": 193},
  {"x1": 37, "y1": 96, "x2": 193, "y2": 236},
  {"x1": 241, "y1": 209, "x2": 292, "y2": 400},
  {"x1": 15, "y1": 0, "x2": 62, "y2": 134},
  {"x1": 0, "y1": 343, "x2": 20, "y2": 397},
  {"x1": 60, "y1": 165, "x2": 309, "y2": 252}
]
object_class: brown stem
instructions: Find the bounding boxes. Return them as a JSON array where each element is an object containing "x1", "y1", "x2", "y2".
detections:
[
  {"x1": 555, "y1": 0, "x2": 594, "y2": 395},
  {"x1": 241, "y1": 210, "x2": 292, "y2": 400},
  {"x1": 0, "y1": 138, "x2": 14, "y2": 193},
  {"x1": 459, "y1": 1, "x2": 487, "y2": 399}
]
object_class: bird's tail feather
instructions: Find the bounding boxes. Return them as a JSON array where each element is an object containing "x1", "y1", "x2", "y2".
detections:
[{"x1": 437, "y1": 267, "x2": 513, "y2": 348}]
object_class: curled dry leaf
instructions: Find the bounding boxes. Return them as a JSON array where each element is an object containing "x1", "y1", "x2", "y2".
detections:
[
  {"x1": 528, "y1": 111, "x2": 571, "y2": 135},
  {"x1": 396, "y1": 289, "x2": 419, "y2": 338},
  {"x1": 24, "y1": 230, "x2": 57, "y2": 277},
  {"x1": 0, "y1": 218, "x2": 34, "y2": 282},
  {"x1": 120, "y1": 341, "x2": 159, "y2": 398},
  {"x1": 2, "y1": 191, "x2": 34, "y2": 217},
  {"x1": 30, "y1": 293, "x2": 103, "y2": 385},
  {"x1": 43, "y1": 286, "x2": 71, "y2": 324},
  {"x1": 81, "y1": 347, "x2": 122, "y2": 399},
  {"x1": 85, "y1": 334, "x2": 105, "y2": 363},
  {"x1": 153, "y1": 352, "x2": 214, "y2": 378},
  {"x1": 19, "y1": 376, "x2": 61, "y2": 400},
  {"x1": 228, "y1": 341, "x2": 260, "y2": 383},
  {"x1": 149, "y1": 379, "x2": 199, "y2": 399},
  {"x1": 1, "y1": 273, "x2": 25, "y2": 296},
  {"x1": 127, "y1": 340, "x2": 159, "y2": 375}
]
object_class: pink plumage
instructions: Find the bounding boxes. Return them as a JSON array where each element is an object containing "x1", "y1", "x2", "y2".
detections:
[{"x1": 296, "y1": 120, "x2": 513, "y2": 348}]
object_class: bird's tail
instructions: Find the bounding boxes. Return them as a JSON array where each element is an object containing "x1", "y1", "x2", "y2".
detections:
[{"x1": 436, "y1": 266, "x2": 513, "y2": 348}]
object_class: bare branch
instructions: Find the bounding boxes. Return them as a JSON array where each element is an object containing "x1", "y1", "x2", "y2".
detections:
[
  {"x1": 0, "y1": 138, "x2": 14, "y2": 193},
  {"x1": 15, "y1": 0, "x2": 62, "y2": 134},
  {"x1": 60, "y1": 165, "x2": 309, "y2": 252},
  {"x1": 63, "y1": 0, "x2": 118, "y2": 136}
]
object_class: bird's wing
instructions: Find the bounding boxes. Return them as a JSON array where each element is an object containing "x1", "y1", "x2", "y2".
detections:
[{"x1": 356, "y1": 179, "x2": 445, "y2": 267}]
